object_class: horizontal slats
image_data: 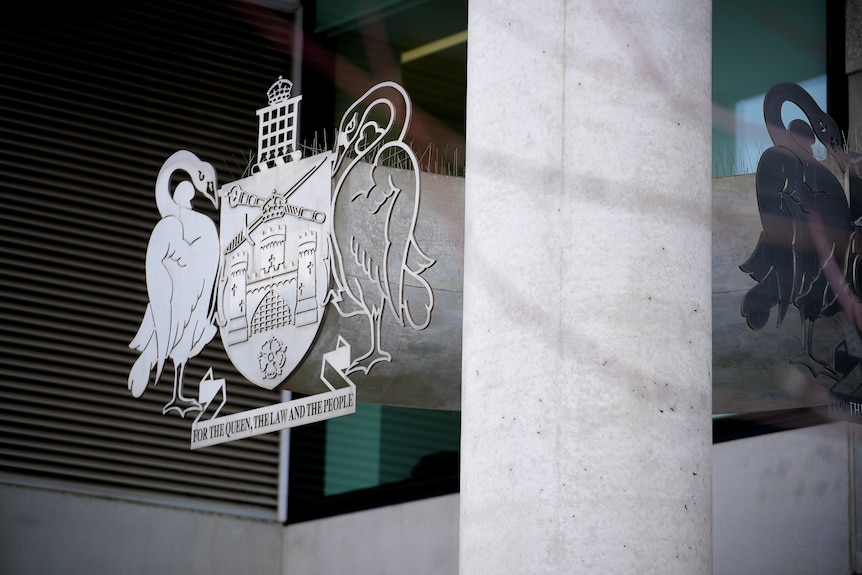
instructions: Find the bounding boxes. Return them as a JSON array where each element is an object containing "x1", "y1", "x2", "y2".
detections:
[{"x1": 0, "y1": 0, "x2": 296, "y2": 515}]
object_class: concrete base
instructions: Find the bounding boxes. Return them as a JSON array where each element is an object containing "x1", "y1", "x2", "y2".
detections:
[
  {"x1": 714, "y1": 422, "x2": 851, "y2": 575},
  {"x1": 0, "y1": 484, "x2": 282, "y2": 575},
  {"x1": 285, "y1": 494, "x2": 459, "y2": 575},
  {"x1": 0, "y1": 483, "x2": 459, "y2": 575}
]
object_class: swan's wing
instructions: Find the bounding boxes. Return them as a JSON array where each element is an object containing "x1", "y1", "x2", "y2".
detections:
[
  {"x1": 747, "y1": 147, "x2": 803, "y2": 326},
  {"x1": 331, "y1": 82, "x2": 433, "y2": 328},
  {"x1": 182, "y1": 213, "x2": 221, "y2": 359},
  {"x1": 334, "y1": 140, "x2": 434, "y2": 327},
  {"x1": 377, "y1": 143, "x2": 434, "y2": 328},
  {"x1": 145, "y1": 216, "x2": 186, "y2": 375},
  {"x1": 129, "y1": 303, "x2": 154, "y2": 352}
]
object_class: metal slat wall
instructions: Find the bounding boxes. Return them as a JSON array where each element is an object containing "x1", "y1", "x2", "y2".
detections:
[{"x1": 0, "y1": 0, "x2": 300, "y2": 515}]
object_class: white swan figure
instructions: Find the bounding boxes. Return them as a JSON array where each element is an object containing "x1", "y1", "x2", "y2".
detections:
[
  {"x1": 128, "y1": 150, "x2": 220, "y2": 416},
  {"x1": 329, "y1": 82, "x2": 435, "y2": 374}
]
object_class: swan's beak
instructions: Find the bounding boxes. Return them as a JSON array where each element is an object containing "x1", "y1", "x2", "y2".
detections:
[
  {"x1": 204, "y1": 181, "x2": 219, "y2": 209},
  {"x1": 332, "y1": 130, "x2": 348, "y2": 176}
]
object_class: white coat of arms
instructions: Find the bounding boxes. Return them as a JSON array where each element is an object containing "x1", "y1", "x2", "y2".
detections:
[{"x1": 127, "y1": 77, "x2": 435, "y2": 448}]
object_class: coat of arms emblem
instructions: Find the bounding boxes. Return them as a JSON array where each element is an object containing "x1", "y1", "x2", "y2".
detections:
[
  {"x1": 127, "y1": 77, "x2": 435, "y2": 447},
  {"x1": 218, "y1": 155, "x2": 331, "y2": 389}
]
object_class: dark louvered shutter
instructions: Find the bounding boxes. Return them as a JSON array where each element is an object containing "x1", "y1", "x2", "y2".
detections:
[{"x1": 0, "y1": 0, "x2": 304, "y2": 515}]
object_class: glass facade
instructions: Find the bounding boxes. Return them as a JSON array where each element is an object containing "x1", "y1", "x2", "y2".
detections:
[
  {"x1": 710, "y1": 0, "x2": 855, "y2": 420},
  {"x1": 287, "y1": 0, "x2": 466, "y2": 521}
]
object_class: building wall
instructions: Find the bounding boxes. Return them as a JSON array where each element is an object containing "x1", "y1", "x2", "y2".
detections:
[
  {"x1": 284, "y1": 494, "x2": 459, "y2": 575},
  {"x1": 0, "y1": 483, "x2": 282, "y2": 575},
  {"x1": 3, "y1": 2, "x2": 862, "y2": 574},
  {"x1": 2, "y1": 432, "x2": 851, "y2": 575},
  {"x1": 0, "y1": 483, "x2": 459, "y2": 575}
]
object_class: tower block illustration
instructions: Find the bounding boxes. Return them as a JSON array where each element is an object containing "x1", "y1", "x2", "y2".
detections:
[
  {"x1": 212, "y1": 75, "x2": 333, "y2": 391},
  {"x1": 225, "y1": 253, "x2": 250, "y2": 346},
  {"x1": 295, "y1": 231, "x2": 319, "y2": 327},
  {"x1": 256, "y1": 76, "x2": 301, "y2": 170},
  {"x1": 223, "y1": 226, "x2": 320, "y2": 345}
]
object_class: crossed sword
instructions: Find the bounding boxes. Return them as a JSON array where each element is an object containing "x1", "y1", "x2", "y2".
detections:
[{"x1": 223, "y1": 157, "x2": 328, "y2": 255}]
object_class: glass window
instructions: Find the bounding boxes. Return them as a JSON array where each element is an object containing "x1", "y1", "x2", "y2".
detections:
[
  {"x1": 286, "y1": 0, "x2": 466, "y2": 522},
  {"x1": 711, "y1": 1, "x2": 852, "y2": 429},
  {"x1": 712, "y1": 0, "x2": 827, "y2": 177}
]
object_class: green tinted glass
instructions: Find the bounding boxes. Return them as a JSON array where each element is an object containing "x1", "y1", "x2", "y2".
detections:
[{"x1": 713, "y1": 0, "x2": 826, "y2": 177}]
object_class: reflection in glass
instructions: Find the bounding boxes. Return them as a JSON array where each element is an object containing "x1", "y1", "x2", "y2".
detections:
[{"x1": 712, "y1": 0, "x2": 826, "y2": 177}]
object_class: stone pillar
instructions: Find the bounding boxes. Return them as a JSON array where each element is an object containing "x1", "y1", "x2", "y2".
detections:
[{"x1": 461, "y1": 1, "x2": 712, "y2": 573}]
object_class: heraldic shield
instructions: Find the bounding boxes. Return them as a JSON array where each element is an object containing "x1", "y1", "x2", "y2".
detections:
[{"x1": 217, "y1": 152, "x2": 333, "y2": 390}]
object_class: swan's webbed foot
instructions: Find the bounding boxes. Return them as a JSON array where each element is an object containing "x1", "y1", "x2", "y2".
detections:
[
  {"x1": 163, "y1": 397, "x2": 202, "y2": 418},
  {"x1": 346, "y1": 348, "x2": 392, "y2": 376},
  {"x1": 790, "y1": 351, "x2": 838, "y2": 381}
]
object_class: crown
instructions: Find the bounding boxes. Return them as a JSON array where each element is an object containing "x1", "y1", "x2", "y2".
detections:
[{"x1": 267, "y1": 76, "x2": 293, "y2": 105}]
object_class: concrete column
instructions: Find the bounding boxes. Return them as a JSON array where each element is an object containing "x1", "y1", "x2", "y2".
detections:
[{"x1": 461, "y1": 1, "x2": 712, "y2": 573}]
